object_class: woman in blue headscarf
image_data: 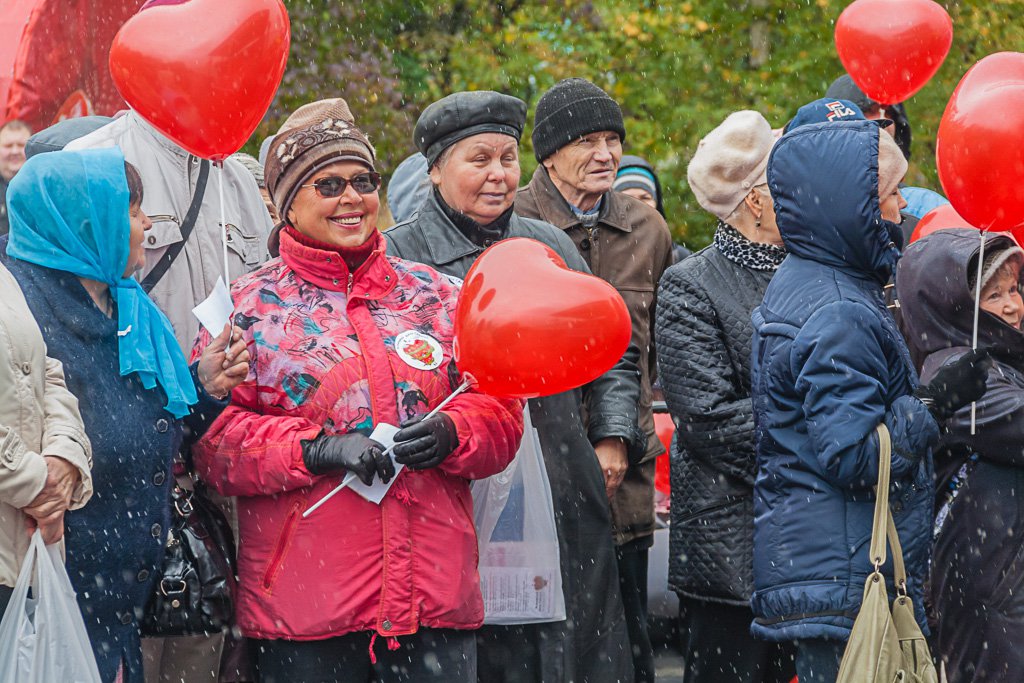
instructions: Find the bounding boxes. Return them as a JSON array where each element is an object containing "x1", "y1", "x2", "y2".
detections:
[{"x1": 2, "y1": 147, "x2": 249, "y2": 683}]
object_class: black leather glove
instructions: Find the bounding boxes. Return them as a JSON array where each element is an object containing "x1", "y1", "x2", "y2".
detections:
[
  {"x1": 393, "y1": 413, "x2": 459, "y2": 470},
  {"x1": 301, "y1": 432, "x2": 395, "y2": 485},
  {"x1": 915, "y1": 347, "x2": 993, "y2": 422}
]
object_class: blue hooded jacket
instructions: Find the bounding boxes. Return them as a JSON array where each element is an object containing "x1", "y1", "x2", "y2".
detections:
[{"x1": 749, "y1": 120, "x2": 938, "y2": 642}]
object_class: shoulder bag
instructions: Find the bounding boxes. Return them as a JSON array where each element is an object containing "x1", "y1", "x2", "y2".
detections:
[{"x1": 836, "y1": 423, "x2": 938, "y2": 683}]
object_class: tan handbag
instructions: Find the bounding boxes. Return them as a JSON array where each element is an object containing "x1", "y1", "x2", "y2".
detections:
[{"x1": 836, "y1": 424, "x2": 938, "y2": 683}]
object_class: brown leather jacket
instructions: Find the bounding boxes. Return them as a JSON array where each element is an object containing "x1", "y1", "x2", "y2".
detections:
[{"x1": 517, "y1": 167, "x2": 673, "y2": 545}]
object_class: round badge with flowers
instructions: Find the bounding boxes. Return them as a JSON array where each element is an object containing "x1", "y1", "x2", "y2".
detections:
[{"x1": 394, "y1": 330, "x2": 444, "y2": 371}]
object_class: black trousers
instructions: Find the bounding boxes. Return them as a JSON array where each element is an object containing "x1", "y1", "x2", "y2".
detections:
[
  {"x1": 678, "y1": 597, "x2": 796, "y2": 683},
  {"x1": 0, "y1": 585, "x2": 12, "y2": 621},
  {"x1": 256, "y1": 628, "x2": 476, "y2": 683},
  {"x1": 617, "y1": 539, "x2": 654, "y2": 683}
]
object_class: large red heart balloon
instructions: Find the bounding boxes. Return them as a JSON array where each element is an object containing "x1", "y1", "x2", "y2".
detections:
[
  {"x1": 909, "y1": 203, "x2": 972, "y2": 243},
  {"x1": 454, "y1": 238, "x2": 632, "y2": 399},
  {"x1": 835, "y1": 0, "x2": 952, "y2": 105},
  {"x1": 937, "y1": 52, "x2": 1024, "y2": 233},
  {"x1": 109, "y1": 0, "x2": 290, "y2": 161}
]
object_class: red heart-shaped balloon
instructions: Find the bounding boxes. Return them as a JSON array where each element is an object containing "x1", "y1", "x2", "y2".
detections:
[
  {"x1": 937, "y1": 52, "x2": 1024, "y2": 232},
  {"x1": 835, "y1": 0, "x2": 952, "y2": 105},
  {"x1": 109, "y1": 0, "x2": 290, "y2": 161},
  {"x1": 454, "y1": 238, "x2": 632, "y2": 399}
]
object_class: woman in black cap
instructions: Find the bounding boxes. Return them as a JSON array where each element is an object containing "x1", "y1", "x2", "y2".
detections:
[{"x1": 386, "y1": 90, "x2": 642, "y2": 683}]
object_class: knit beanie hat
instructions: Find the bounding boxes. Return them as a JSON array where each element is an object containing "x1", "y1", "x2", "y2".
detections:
[
  {"x1": 264, "y1": 98, "x2": 376, "y2": 220},
  {"x1": 531, "y1": 78, "x2": 626, "y2": 162},
  {"x1": 687, "y1": 110, "x2": 774, "y2": 222},
  {"x1": 613, "y1": 167, "x2": 658, "y2": 198},
  {"x1": 969, "y1": 241, "x2": 1024, "y2": 296}
]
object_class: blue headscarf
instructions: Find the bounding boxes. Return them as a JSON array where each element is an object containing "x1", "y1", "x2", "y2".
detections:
[{"x1": 6, "y1": 148, "x2": 197, "y2": 418}]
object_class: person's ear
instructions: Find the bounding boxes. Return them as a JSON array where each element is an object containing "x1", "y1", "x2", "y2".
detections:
[
  {"x1": 429, "y1": 163, "x2": 443, "y2": 187},
  {"x1": 286, "y1": 207, "x2": 296, "y2": 225},
  {"x1": 744, "y1": 188, "x2": 763, "y2": 219}
]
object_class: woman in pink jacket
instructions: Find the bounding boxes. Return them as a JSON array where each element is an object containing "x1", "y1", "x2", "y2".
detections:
[{"x1": 191, "y1": 99, "x2": 523, "y2": 683}]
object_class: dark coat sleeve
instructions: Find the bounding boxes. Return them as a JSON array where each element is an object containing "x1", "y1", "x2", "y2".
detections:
[
  {"x1": 793, "y1": 301, "x2": 938, "y2": 489},
  {"x1": 655, "y1": 265, "x2": 757, "y2": 485},
  {"x1": 927, "y1": 352, "x2": 1024, "y2": 467},
  {"x1": 546, "y1": 228, "x2": 645, "y2": 458}
]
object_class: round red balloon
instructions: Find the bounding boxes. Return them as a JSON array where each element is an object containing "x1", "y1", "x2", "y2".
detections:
[
  {"x1": 909, "y1": 203, "x2": 973, "y2": 243},
  {"x1": 835, "y1": 0, "x2": 952, "y2": 105},
  {"x1": 937, "y1": 52, "x2": 1024, "y2": 232},
  {"x1": 109, "y1": 0, "x2": 290, "y2": 161},
  {"x1": 454, "y1": 238, "x2": 632, "y2": 399}
]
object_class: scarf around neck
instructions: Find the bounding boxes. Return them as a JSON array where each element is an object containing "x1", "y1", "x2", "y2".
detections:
[
  {"x1": 713, "y1": 220, "x2": 787, "y2": 272},
  {"x1": 6, "y1": 148, "x2": 197, "y2": 418}
]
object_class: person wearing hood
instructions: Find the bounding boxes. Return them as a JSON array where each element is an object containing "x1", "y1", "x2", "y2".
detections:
[
  {"x1": 656, "y1": 110, "x2": 795, "y2": 683},
  {"x1": 898, "y1": 229, "x2": 1024, "y2": 682},
  {"x1": 824, "y1": 74, "x2": 948, "y2": 221},
  {"x1": 386, "y1": 89, "x2": 642, "y2": 683},
  {"x1": 749, "y1": 121, "x2": 991, "y2": 681},
  {"x1": 3, "y1": 148, "x2": 248, "y2": 683},
  {"x1": 386, "y1": 152, "x2": 430, "y2": 224}
]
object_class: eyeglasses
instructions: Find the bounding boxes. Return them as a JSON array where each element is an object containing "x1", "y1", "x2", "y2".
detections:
[{"x1": 302, "y1": 172, "x2": 381, "y2": 198}]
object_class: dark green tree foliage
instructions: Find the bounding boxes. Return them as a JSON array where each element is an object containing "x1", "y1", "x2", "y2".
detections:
[{"x1": 270, "y1": 0, "x2": 1024, "y2": 245}]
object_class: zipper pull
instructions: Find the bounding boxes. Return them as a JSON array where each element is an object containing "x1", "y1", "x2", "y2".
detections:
[{"x1": 347, "y1": 273, "x2": 354, "y2": 295}]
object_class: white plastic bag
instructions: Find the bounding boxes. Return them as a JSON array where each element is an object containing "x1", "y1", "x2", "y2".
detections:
[
  {"x1": 0, "y1": 531, "x2": 102, "y2": 683},
  {"x1": 473, "y1": 405, "x2": 566, "y2": 625}
]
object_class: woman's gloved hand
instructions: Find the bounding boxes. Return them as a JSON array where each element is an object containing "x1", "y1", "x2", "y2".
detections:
[
  {"x1": 393, "y1": 413, "x2": 459, "y2": 470},
  {"x1": 915, "y1": 347, "x2": 993, "y2": 421},
  {"x1": 301, "y1": 432, "x2": 394, "y2": 485}
]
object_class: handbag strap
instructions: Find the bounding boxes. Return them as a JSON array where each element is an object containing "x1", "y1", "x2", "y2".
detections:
[
  {"x1": 868, "y1": 424, "x2": 908, "y2": 592},
  {"x1": 141, "y1": 158, "x2": 211, "y2": 293}
]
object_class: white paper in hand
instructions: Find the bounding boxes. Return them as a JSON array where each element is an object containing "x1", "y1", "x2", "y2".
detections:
[
  {"x1": 192, "y1": 276, "x2": 234, "y2": 335},
  {"x1": 344, "y1": 423, "x2": 403, "y2": 504}
]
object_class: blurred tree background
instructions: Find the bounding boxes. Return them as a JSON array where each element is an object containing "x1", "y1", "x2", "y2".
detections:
[{"x1": 258, "y1": 0, "x2": 1024, "y2": 247}]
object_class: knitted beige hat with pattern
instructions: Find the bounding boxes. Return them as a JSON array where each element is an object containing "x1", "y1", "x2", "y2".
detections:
[{"x1": 264, "y1": 98, "x2": 376, "y2": 220}]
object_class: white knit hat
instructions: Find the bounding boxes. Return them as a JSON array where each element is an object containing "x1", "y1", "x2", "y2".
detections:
[{"x1": 687, "y1": 110, "x2": 775, "y2": 221}]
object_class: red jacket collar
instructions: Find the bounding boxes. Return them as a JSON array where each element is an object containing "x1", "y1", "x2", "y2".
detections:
[{"x1": 279, "y1": 227, "x2": 397, "y2": 300}]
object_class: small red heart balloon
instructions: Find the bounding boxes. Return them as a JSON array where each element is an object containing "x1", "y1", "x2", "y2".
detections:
[
  {"x1": 109, "y1": 0, "x2": 290, "y2": 161},
  {"x1": 454, "y1": 238, "x2": 632, "y2": 399},
  {"x1": 937, "y1": 52, "x2": 1024, "y2": 232},
  {"x1": 835, "y1": 0, "x2": 952, "y2": 105},
  {"x1": 909, "y1": 203, "x2": 973, "y2": 243}
]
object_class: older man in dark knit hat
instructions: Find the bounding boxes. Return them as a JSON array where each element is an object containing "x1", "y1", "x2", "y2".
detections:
[{"x1": 516, "y1": 77, "x2": 673, "y2": 683}]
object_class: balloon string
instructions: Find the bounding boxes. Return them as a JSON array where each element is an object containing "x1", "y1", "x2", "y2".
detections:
[
  {"x1": 970, "y1": 229, "x2": 985, "y2": 435},
  {"x1": 302, "y1": 378, "x2": 474, "y2": 518},
  {"x1": 216, "y1": 161, "x2": 229, "y2": 283}
]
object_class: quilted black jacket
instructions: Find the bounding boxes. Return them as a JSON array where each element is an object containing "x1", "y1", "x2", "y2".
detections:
[{"x1": 655, "y1": 244, "x2": 772, "y2": 606}]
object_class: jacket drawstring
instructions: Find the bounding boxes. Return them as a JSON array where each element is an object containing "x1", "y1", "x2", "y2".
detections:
[{"x1": 368, "y1": 632, "x2": 401, "y2": 664}]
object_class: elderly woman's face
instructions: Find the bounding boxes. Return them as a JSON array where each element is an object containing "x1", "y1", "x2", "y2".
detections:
[
  {"x1": 981, "y1": 262, "x2": 1024, "y2": 330},
  {"x1": 123, "y1": 201, "x2": 152, "y2": 278},
  {"x1": 287, "y1": 160, "x2": 380, "y2": 249},
  {"x1": 879, "y1": 185, "x2": 907, "y2": 224},
  {"x1": 430, "y1": 133, "x2": 520, "y2": 225}
]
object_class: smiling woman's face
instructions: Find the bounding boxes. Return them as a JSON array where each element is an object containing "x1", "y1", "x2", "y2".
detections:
[
  {"x1": 286, "y1": 160, "x2": 380, "y2": 249},
  {"x1": 430, "y1": 133, "x2": 521, "y2": 225}
]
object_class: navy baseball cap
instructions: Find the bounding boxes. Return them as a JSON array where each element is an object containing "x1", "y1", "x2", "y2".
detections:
[{"x1": 783, "y1": 97, "x2": 892, "y2": 134}]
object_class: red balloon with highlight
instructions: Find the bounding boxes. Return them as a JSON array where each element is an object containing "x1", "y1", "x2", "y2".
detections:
[
  {"x1": 835, "y1": 0, "x2": 952, "y2": 105},
  {"x1": 454, "y1": 238, "x2": 632, "y2": 399},
  {"x1": 109, "y1": 0, "x2": 290, "y2": 161},
  {"x1": 936, "y1": 52, "x2": 1024, "y2": 233}
]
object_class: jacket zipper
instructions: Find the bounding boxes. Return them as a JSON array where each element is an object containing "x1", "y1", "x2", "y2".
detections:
[
  {"x1": 674, "y1": 497, "x2": 745, "y2": 525},
  {"x1": 347, "y1": 273, "x2": 354, "y2": 295},
  {"x1": 262, "y1": 499, "x2": 303, "y2": 592}
]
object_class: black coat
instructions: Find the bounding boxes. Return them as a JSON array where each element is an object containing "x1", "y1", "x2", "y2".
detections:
[
  {"x1": 655, "y1": 244, "x2": 772, "y2": 606},
  {"x1": 5, "y1": 258, "x2": 223, "y2": 683},
  {"x1": 385, "y1": 192, "x2": 639, "y2": 683},
  {"x1": 897, "y1": 228, "x2": 1024, "y2": 682}
]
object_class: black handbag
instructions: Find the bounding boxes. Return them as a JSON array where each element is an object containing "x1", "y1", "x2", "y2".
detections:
[{"x1": 141, "y1": 481, "x2": 236, "y2": 636}]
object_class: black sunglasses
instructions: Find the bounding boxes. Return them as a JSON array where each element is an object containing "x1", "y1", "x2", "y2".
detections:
[{"x1": 302, "y1": 172, "x2": 381, "y2": 198}]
